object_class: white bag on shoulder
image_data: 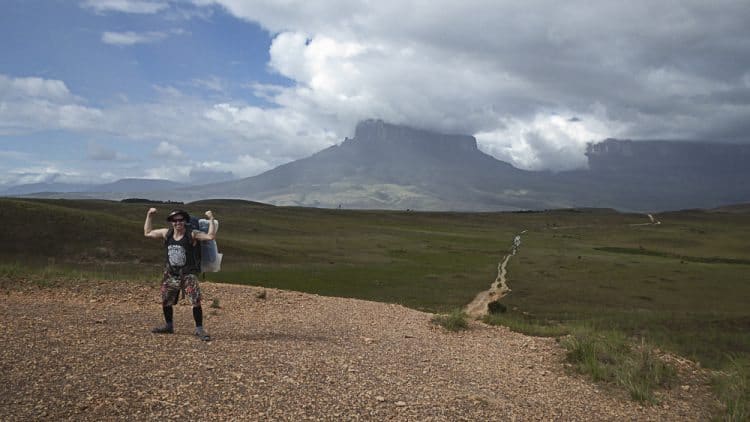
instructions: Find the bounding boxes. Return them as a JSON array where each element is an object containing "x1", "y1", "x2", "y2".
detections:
[{"x1": 198, "y1": 219, "x2": 223, "y2": 272}]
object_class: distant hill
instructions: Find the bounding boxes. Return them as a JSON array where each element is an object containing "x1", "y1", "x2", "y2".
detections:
[
  {"x1": 91, "y1": 178, "x2": 185, "y2": 193},
  {"x1": 1, "y1": 182, "x2": 93, "y2": 195},
  {"x1": 707, "y1": 203, "x2": 750, "y2": 214},
  {"x1": 9, "y1": 120, "x2": 750, "y2": 212},
  {"x1": 2, "y1": 178, "x2": 185, "y2": 196}
]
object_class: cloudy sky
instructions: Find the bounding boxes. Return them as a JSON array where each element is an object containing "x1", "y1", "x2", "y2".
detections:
[{"x1": 1, "y1": 0, "x2": 749, "y2": 188}]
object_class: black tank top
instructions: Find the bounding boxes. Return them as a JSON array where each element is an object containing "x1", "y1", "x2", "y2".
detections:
[{"x1": 165, "y1": 231, "x2": 200, "y2": 275}]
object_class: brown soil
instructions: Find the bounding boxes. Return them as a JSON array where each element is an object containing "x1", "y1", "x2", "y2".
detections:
[
  {"x1": 465, "y1": 254, "x2": 512, "y2": 319},
  {"x1": 1, "y1": 281, "x2": 715, "y2": 420}
]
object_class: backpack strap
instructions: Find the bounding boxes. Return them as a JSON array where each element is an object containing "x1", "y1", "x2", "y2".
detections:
[
  {"x1": 164, "y1": 227, "x2": 174, "y2": 247},
  {"x1": 164, "y1": 228, "x2": 197, "y2": 246},
  {"x1": 188, "y1": 229, "x2": 202, "y2": 270}
]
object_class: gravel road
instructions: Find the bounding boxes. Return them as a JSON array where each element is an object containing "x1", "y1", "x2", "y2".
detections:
[{"x1": 0, "y1": 281, "x2": 714, "y2": 420}]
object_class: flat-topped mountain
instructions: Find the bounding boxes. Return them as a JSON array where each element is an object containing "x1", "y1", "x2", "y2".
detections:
[
  {"x1": 586, "y1": 138, "x2": 750, "y2": 174},
  {"x1": 563, "y1": 138, "x2": 750, "y2": 210},
  {"x1": 187, "y1": 119, "x2": 566, "y2": 210},
  {"x1": 8, "y1": 120, "x2": 750, "y2": 211},
  {"x1": 193, "y1": 120, "x2": 750, "y2": 211}
]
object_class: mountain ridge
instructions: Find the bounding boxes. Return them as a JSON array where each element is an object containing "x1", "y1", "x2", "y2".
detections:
[
  {"x1": 1, "y1": 178, "x2": 185, "y2": 196},
  {"x1": 6, "y1": 120, "x2": 750, "y2": 212}
]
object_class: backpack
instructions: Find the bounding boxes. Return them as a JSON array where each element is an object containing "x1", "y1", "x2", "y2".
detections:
[{"x1": 197, "y1": 218, "x2": 222, "y2": 272}]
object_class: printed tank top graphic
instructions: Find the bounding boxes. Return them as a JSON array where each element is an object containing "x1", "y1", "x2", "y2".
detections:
[
  {"x1": 167, "y1": 244, "x2": 187, "y2": 267},
  {"x1": 165, "y1": 232, "x2": 198, "y2": 274}
]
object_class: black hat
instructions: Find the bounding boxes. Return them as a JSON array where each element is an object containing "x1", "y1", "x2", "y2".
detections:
[{"x1": 166, "y1": 209, "x2": 190, "y2": 222}]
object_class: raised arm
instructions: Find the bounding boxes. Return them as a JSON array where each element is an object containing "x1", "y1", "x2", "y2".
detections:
[
  {"x1": 193, "y1": 210, "x2": 216, "y2": 241},
  {"x1": 144, "y1": 207, "x2": 168, "y2": 239}
]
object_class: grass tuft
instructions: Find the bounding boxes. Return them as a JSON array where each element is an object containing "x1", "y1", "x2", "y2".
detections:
[
  {"x1": 713, "y1": 357, "x2": 750, "y2": 421},
  {"x1": 617, "y1": 342, "x2": 677, "y2": 403},
  {"x1": 562, "y1": 327, "x2": 676, "y2": 403},
  {"x1": 431, "y1": 308, "x2": 469, "y2": 332},
  {"x1": 0, "y1": 263, "x2": 24, "y2": 279}
]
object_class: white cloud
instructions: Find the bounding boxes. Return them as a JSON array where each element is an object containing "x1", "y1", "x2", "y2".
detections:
[
  {"x1": 204, "y1": 102, "x2": 339, "y2": 159},
  {"x1": 143, "y1": 165, "x2": 189, "y2": 181},
  {"x1": 0, "y1": 166, "x2": 90, "y2": 187},
  {"x1": 154, "y1": 141, "x2": 184, "y2": 158},
  {"x1": 227, "y1": 155, "x2": 273, "y2": 178},
  {"x1": 195, "y1": 0, "x2": 360, "y2": 34},
  {"x1": 191, "y1": 76, "x2": 226, "y2": 93},
  {"x1": 194, "y1": 0, "x2": 750, "y2": 169},
  {"x1": 476, "y1": 113, "x2": 620, "y2": 171},
  {"x1": 82, "y1": 0, "x2": 169, "y2": 14},
  {"x1": 102, "y1": 30, "x2": 176, "y2": 46},
  {"x1": 0, "y1": 74, "x2": 103, "y2": 135},
  {"x1": 0, "y1": 74, "x2": 74, "y2": 101},
  {"x1": 6, "y1": 1, "x2": 750, "y2": 188},
  {"x1": 0, "y1": 72, "x2": 333, "y2": 177}
]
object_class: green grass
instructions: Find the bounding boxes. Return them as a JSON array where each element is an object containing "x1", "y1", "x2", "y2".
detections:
[
  {"x1": 0, "y1": 261, "x2": 154, "y2": 289},
  {"x1": 431, "y1": 308, "x2": 469, "y2": 331},
  {"x1": 713, "y1": 357, "x2": 750, "y2": 421},
  {"x1": 594, "y1": 246, "x2": 750, "y2": 265},
  {"x1": 1, "y1": 198, "x2": 749, "y2": 415},
  {"x1": 562, "y1": 327, "x2": 677, "y2": 403},
  {"x1": 496, "y1": 211, "x2": 750, "y2": 370},
  {"x1": 2, "y1": 198, "x2": 748, "y2": 366},
  {"x1": 483, "y1": 312, "x2": 569, "y2": 337}
]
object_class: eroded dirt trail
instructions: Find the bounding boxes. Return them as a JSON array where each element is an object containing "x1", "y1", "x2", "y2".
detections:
[
  {"x1": 465, "y1": 253, "x2": 513, "y2": 318},
  {"x1": 467, "y1": 214, "x2": 659, "y2": 318}
]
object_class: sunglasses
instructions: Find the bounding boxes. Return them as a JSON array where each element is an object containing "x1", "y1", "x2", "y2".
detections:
[{"x1": 171, "y1": 218, "x2": 185, "y2": 223}]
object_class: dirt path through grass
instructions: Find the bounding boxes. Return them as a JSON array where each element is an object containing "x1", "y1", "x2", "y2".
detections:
[
  {"x1": 466, "y1": 214, "x2": 659, "y2": 318},
  {"x1": 465, "y1": 252, "x2": 513, "y2": 318},
  {"x1": 466, "y1": 231, "x2": 525, "y2": 318},
  {"x1": 630, "y1": 213, "x2": 663, "y2": 226}
]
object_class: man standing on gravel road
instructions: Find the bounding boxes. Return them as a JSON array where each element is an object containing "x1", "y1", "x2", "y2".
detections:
[{"x1": 144, "y1": 207, "x2": 216, "y2": 341}]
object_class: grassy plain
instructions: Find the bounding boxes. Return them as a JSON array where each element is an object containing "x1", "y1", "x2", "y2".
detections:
[{"x1": 1, "y1": 198, "x2": 748, "y2": 373}]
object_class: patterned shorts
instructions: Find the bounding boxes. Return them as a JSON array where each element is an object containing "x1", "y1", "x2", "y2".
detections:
[{"x1": 160, "y1": 272, "x2": 202, "y2": 307}]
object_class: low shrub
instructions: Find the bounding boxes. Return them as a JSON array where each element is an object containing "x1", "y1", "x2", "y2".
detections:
[
  {"x1": 487, "y1": 300, "x2": 507, "y2": 314},
  {"x1": 431, "y1": 308, "x2": 469, "y2": 332}
]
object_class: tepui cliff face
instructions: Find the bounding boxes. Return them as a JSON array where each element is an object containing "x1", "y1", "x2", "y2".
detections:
[
  {"x1": 188, "y1": 120, "x2": 749, "y2": 211},
  {"x1": 350, "y1": 119, "x2": 479, "y2": 154},
  {"x1": 12, "y1": 120, "x2": 750, "y2": 212},
  {"x1": 586, "y1": 138, "x2": 750, "y2": 175}
]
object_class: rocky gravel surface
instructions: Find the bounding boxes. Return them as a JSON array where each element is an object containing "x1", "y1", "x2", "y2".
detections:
[{"x1": 1, "y1": 281, "x2": 715, "y2": 420}]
